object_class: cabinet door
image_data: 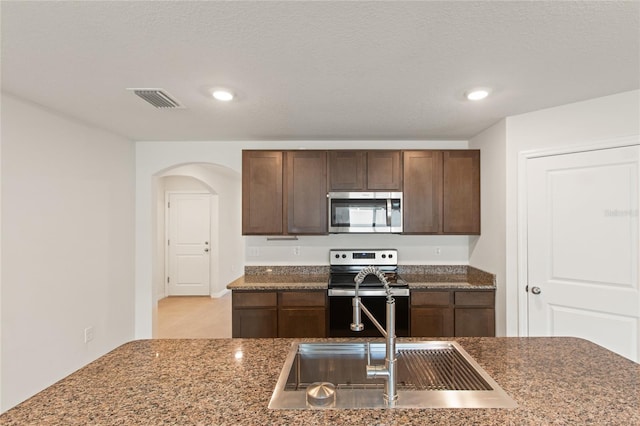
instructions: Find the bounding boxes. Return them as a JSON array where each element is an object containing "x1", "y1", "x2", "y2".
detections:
[
  {"x1": 242, "y1": 151, "x2": 283, "y2": 235},
  {"x1": 454, "y1": 308, "x2": 495, "y2": 337},
  {"x1": 443, "y1": 150, "x2": 480, "y2": 234},
  {"x1": 286, "y1": 151, "x2": 327, "y2": 234},
  {"x1": 402, "y1": 151, "x2": 442, "y2": 233},
  {"x1": 278, "y1": 308, "x2": 326, "y2": 337},
  {"x1": 367, "y1": 151, "x2": 402, "y2": 190},
  {"x1": 232, "y1": 291, "x2": 278, "y2": 338},
  {"x1": 328, "y1": 151, "x2": 366, "y2": 190},
  {"x1": 232, "y1": 309, "x2": 278, "y2": 338},
  {"x1": 411, "y1": 308, "x2": 454, "y2": 337}
]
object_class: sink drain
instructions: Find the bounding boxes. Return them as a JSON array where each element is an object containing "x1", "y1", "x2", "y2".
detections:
[{"x1": 306, "y1": 382, "x2": 336, "y2": 407}]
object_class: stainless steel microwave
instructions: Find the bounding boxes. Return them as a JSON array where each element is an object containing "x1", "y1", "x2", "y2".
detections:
[{"x1": 328, "y1": 192, "x2": 403, "y2": 233}]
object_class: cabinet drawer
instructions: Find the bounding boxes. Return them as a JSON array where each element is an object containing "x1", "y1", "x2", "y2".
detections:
[
  {"x1": 233, "y1": 292, "x2": 277, "y2": 308},
  {"x1": 454, "y1": 291, "x2": 494, "y2": 306},
  {"x1": 411, "y1": 291, "x2": 451, "y2": 306},
  {"x1": 279, "y1": 291, "x2": 326, "y2": 307}
]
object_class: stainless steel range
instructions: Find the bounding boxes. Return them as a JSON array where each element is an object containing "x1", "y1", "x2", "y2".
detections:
[{"x1": 328, "y1": 249, "x2": 410, "y2": 337}]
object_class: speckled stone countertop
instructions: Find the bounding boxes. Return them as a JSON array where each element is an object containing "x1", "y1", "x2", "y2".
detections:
[
  {"x1": 1, "y1": 337, "x2": 638, "y2": 425},
  {"x1": 228, "y1": 265, "x2": 496, "y2": 290},
  {"x1": 228, "y1": 265, "x2": 329, "y2": 290}
]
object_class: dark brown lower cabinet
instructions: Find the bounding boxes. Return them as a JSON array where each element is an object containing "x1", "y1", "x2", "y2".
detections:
[
  {"x1": 233, "y1": 288, "x2": 493, "y2": 338},
  {"x1": 454, "y1": 308, "x2": 495, "y2": 337},
  {"x1": 232, "y1": 292, "x2": 277, "y2": 338},
  {"x1": 410, "y1": 289, "x2": 495, "y2": 337},
  {"x1": 411, "y1": 308, "x2": 454, "y2": 337},
  {"x1": 453, "y1": 290, "x2": 495, "y2": 337},
  {"x1": 232, "y1": 290, "x2": 326, "y2": 338},
  {"x1": 278, "y1": 291, "x2": 326, "y2": 337},
  {"x1": 232, "y1": 308, "x2": 278, "y2": 338},
  {"x1": 410, "y1": 290, "x2": 453, "y2": 337}
]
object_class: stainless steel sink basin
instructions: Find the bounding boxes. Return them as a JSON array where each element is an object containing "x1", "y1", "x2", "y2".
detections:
[{"x1": 269, "y1": 341, "x2": 518, "y2": 409}]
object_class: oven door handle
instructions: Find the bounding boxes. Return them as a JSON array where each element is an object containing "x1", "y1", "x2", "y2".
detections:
[{"x1": 328, "y1": 288, "x2": 410, "y2": 297}]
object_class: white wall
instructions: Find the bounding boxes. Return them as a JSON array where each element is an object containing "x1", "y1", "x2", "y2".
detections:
[
  {"x1": 469, "y1": 119, "x2": 507, "y2": 336},
  {"x1": 505, "y1": 90, "x2": 640, "y2": 336},
  {"x1": 246, "y1": 234, "x2": 470, "y2": 265},
  {"x1": 135, "y1": 140, "x2": 468, "y2": 338},
  {"x1": 0, "y1": 94, "x2": 135, "y2": 411}
]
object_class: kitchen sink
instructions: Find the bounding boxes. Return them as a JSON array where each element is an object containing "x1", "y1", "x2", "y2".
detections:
[{"x1": 269, "y1": 341, "x2": 518, "y2": 409}]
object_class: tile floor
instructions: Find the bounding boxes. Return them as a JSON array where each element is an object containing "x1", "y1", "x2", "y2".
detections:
[{"x1": 156, "y1": 292, "x2": 232, "y2": 338}]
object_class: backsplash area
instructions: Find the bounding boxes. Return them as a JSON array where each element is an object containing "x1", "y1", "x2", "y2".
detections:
[{"x1": 245, "y1": 234, "x2": 471, "y2": 265}]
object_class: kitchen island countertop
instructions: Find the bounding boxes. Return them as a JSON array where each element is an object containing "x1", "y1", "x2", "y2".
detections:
[{"x1": 1, "y1": 337, "x2": 638, "y2": 425}]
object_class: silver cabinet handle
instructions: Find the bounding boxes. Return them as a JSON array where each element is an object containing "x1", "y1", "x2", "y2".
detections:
[{"x1": 531, "y1": 286, "x2": 541, "y2": 295}]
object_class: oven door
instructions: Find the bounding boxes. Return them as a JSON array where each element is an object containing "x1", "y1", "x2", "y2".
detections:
[{"x1": 328, "y1": 291, "x2": 409, "y2": 337}]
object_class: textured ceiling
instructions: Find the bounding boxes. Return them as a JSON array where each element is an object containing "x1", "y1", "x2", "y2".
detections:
[{"x1": 2, "y1": 1, "x2": 639, "y2": 141}]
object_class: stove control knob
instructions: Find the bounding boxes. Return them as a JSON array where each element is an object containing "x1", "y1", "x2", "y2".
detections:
[
  {"x1": 334, "y1": 254, "x2": 340, "y2": 259},
  {"x1": 388, "y1": 254, "x2": 393, "y2": 258},
  {"x1": 381, "y1": 254, "x2": 386, "y2": 258},
  {"x1": 342, "y1": 254, "x2": 347, "y2": 258}
]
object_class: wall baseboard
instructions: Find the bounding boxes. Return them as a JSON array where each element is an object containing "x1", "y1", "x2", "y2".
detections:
[{"x1": 210, "y1": 288, "x2": 230, "y2": 298}]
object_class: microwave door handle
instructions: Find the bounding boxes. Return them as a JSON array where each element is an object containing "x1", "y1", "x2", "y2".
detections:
[{"x1": 386, "y1": 199, "x2": 392, "y2": 226}]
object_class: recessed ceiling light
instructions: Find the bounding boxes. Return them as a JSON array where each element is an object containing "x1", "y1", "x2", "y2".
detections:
[
  {"x1": 466, "y1": 89, "x2": 490, "y2": 101},
  {"x1": 212, "y1": 89, "x2": 234, "y2": 102}
]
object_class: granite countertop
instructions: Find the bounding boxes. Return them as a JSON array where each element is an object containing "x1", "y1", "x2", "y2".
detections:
[
  {"x1": 228, "y1": 265, "x2": 496, "y2": 291},
  {"x1": 1, "y1": 337, "x2": 638, "y2": 425}
]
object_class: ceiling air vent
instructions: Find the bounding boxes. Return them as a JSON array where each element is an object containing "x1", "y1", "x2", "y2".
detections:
[{"x1": 128, "y1": 88, "x2": 185, "y2": 109}]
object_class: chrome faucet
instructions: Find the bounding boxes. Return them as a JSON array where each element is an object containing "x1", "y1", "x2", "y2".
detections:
[{"x1": 351, "y1": 266, "x2": 398, "y2": 406}]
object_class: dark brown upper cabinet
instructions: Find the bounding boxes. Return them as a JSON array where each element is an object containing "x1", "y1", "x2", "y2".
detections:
[
  {"x1": 242, "y1": 151, "x2": 283, "y2": 235},
  {"x1": 403, "y1": 151, "x2": 443, "y2": 233},
  {"x1": 403, "y1": 150, "x2": 480, "y2": 235},
  {"x1": 442, "y1": 150, "x2": 480, "y2": 234},
  {"x1": 328, "y1": 151, "x2": 366, "y2": 190},
  {"x1": 242, "y1": 150, "x2": 327, "y2": 235},
  {"x1": 285, "y1": 151, "x2": 328, "y2": 234},
  {"x1": 329, "y1": 150, "x2": 402, "y2": 191}
]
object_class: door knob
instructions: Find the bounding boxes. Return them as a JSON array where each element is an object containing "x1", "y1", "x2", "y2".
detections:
[
  {"x1": 204, "y1": 248, "x2": 209, "y2": 252},
  {"x1": 530, "y1": 286, "x2": 541, "y2": 295}
]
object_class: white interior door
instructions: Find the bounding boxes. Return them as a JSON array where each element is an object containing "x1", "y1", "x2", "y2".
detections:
[
  {"x1": 167, "y1": 193, "x2": 211, "y2": 296},
  {"x1": 526, "y1": 145, "x2": 639, "y2": 361}
]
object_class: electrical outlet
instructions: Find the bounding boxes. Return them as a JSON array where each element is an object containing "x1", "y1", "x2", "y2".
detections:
[
  {"x1": 293, "y1": 246, "x2": 301, "y2": 256},
  {"x1": 248, "y1": 247, "x2": 259, "y2": 257},
  {"x1": 435, "y1": 247, "x2": 442, "y2": 256},
  {"x1": 84, "y1": 326, "x2": 94, "y2": 343}
]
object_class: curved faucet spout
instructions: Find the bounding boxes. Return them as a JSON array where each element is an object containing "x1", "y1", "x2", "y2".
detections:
[{"x1": 354, "y1": 266, "x2": 394, "y2": 302}]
